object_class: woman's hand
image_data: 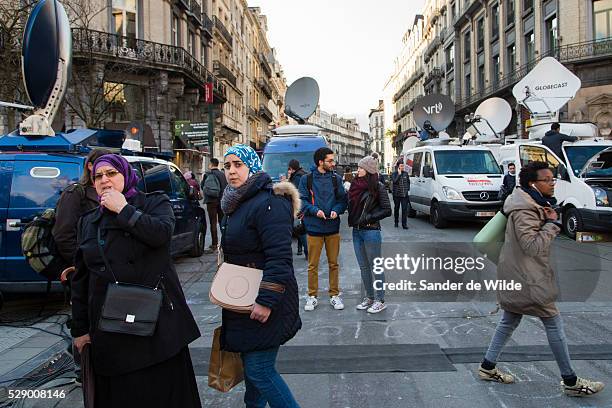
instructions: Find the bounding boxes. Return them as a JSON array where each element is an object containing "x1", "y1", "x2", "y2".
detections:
[
  {"x1": 250, "y1": 303, "x2": 271, "y2": 323},
  {"x1": 74, "y1": 334, "x2": 91, "y2": 354},
  {"x1": 543, "y1": 207, "x2": 558, "y2": 221},
  {"x1": 100, "y1": 190, "x2": 128, "y2": 213}
]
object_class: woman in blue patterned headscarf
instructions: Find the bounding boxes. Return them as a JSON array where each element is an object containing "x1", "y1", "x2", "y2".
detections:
[{"x1": 218, "y1": 144, "x2": 302, "y2": 407}]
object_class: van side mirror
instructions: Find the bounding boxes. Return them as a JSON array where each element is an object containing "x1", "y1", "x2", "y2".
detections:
[
  {"x1": 558, "y1": 164, "x2": 570, "y2": 182},
  {"x1": 423, "y1": 165, "x2": 434, "y2": 179}
]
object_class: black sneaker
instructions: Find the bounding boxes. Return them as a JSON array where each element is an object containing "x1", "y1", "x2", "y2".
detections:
[{"x1": 297, "y1": 250, "x2": 303, "y2": 256}]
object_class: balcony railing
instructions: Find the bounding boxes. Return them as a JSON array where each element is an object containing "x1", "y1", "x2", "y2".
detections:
[
  {"x1": 259, "y1": 104, "x2": 274, "y2": 122},
  {"x1": 246, "y1": 105, "x2": 258, "y2": 118},
  {"x1": 187, "y1": 0, "x2": 202, "y2": 25},
  {"x1": 259, "y1": 52, "x2": 272, "y2": 78},
  {"x1": 71, "y1": 28, "x2": 225, "y2": 100},
  {"x1": 424, "y1": 35, "x2": 442, "y2": 63},
  {"x1": 175, "y1": 0, "x2": 190, "y2": 10},
  {"x1": 423, "y1": 67, "x2": 443, "y2": 85},
  {"x1": 455, "y1": 37, "x2": 612, "y2": 110},
  {"x1": 257, "y1": 77, "x2": 273, "y2": 99},
  {"x1": 213, "y1": 60, "x2": 237, "y2": 87},
  {"x1": 213, "y1": 16, "x2": 233, "y2": 48},
  {"x1": 392, "y1": 68, "x2": 424, "y2": 103},
  {"x1": 202, "y1": 13, "x2": 213, "y2": 38}
]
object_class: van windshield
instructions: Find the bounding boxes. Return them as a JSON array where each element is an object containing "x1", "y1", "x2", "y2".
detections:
[
  {"x1": 263, "y1": 151, "x2": 315, "y2": 180},
  {"x1": 434, "y1": 150, "x2": 501, "y2": 175},
  {"x1": 565, "y1": 146, "x2": 611, "y2": 177}
]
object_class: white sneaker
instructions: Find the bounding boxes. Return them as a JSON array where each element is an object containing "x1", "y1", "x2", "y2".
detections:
[
  {"x1": 356, "y1": 298, "x2": 374, "y2": 310},
  {"x1": 304, "y1": 296, "x2": 318, "y2": 311},
  {"x1": 367, "y1": 301, "x2": 387, "y2": 314},
  {"x1": 330, "y1": 295, "x2": 344, "y2": 310}
]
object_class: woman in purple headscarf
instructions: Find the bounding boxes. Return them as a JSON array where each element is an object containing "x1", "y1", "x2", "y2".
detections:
[{"x1": 70, "y1": 154, "x2": 202, "y2": 407}]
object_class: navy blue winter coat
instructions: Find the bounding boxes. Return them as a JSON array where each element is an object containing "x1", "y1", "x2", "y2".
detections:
[
  {"x1": 298, "y1": 166, "x2": 348, "y2": 236},
  {"x1": 220, "y1": 173, "x2": 302, "y2": 353}
]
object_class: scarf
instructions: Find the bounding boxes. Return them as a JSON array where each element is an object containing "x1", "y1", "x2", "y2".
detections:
[
  {"x1": 93, "y1": 154, "x2": 140, "y2": 202},
  {"x1": 220, "y1": 171, "x2": 267, "y2": 215},
  {"x1": 348, "y1": 177, "x2": 369, "y2": 223},
  {"x1": 521, "y1": 186, "x2": 557, "y2": 208}
]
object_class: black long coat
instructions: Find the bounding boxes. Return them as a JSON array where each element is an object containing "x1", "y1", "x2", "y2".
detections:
[
  {"x1": 220, "y1": 174, "x2": 302, "y2": 353},
  {"x1": 71, "y1": 192, "x2": 200, "y2": 376}
]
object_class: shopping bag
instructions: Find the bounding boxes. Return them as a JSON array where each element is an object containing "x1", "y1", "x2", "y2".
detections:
[
  {"x1": 208, "y1": 326, "x2": 244, "y2": 392},
  {"x1": 473, "y1": 211, "x2": 508, "y2": 264}
]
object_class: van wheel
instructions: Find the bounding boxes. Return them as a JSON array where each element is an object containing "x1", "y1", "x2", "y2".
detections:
[
  {"x1": 430, "y1": 202, "x2": 448, "y2": 229},
  {"x1": 563, "y1": 208, "x2": 583, "y2": 240},
  {"x1": 189, "y1": 221, "x2": 206, "y2": 257}
]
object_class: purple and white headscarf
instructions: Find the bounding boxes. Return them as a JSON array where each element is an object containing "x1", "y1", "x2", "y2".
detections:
[{"x1": 93, "y1": 154, "x2": 140, "y2": 200}]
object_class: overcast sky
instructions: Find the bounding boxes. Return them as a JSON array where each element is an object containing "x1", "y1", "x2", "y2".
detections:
[{"x1": 250, "y1": 0, "x2": 425, "y2": 131}]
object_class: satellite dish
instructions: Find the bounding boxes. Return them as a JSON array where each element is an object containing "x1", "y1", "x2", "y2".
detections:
[
  {"x1": 472, "y1": 97, "x2": 512, "y2": 137},
  {"x1": 284, "y1": 77, "x2": 319, "y2": 123},
  {"x1": 402, "y1": 136, "x2": 419, "y2": 153},
  {"x1": 512, "y1": 57, "x2": 581, "y2": 114},
  {"x1": 413, "y1": 93, "x2": 455, "y2": 131},
  {"x1": 19, "y1": 0, "x2": 71, "y2": 136}
]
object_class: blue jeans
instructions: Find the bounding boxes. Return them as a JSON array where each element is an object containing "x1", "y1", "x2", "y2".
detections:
[
  {"x1": 352, "y1": 228, "x2": 384, "y2": 301},
  {"x1": 484, "y1": 310, "x2": 576, "y2": 379},
  {"x1": 241, "y1": 348, "x2": 300, "y2": 408}
]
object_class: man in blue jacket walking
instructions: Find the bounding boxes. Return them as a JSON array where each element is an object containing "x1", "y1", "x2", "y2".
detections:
[{"x1": 299, "y1": 147, "x2": 348, "y2": 311}]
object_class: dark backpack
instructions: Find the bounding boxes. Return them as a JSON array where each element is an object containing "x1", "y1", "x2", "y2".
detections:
[
  {"x1": 20, "y1": 183, "x2": 84, "y2": 280},
  {"x1": 306, "y1": 172, "x2": 339, "y2": 205}
]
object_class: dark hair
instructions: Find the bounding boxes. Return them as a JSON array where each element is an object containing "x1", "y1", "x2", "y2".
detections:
[
  {"x1": 210, "y1": 158, "x2": 219, "y2": 167},
  {"x1": 519, "y1": 161, "x2": 550, "y2": 189},
  {"x1": 508, "y1": 162, "x2": 515, "y2": 168},
  {"x1": 79, "y1": 148, "x2": 112, "y2": 185},
  {"x1": 344, "y1": 166, "x2": 352, "y2": 173},
  {"x1": 288, "y1": 159, "x2": 300, "y2": 171},
  {"x1": 314, "y1": 147, "x2": 334, "y2": 166},
  {"x1": 551, "y1": 122, "x2": 560, "y2": 131},
  {"x1": 344, "y1": 172, "x2": 354, "y2": 183},
  {"x1": 366, "y1": 172, "x2": 379, "y2": 198}
]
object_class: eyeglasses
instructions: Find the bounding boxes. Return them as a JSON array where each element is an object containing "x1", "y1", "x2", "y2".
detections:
[
  {"x1": 324, "y1": 159, "x2": 335, "y2": 164},
  {"x1": 94, "y1": 169, "x2": 120, "y2": 181},
  {"x1": 536, "y1": 178, "x2": 556, "y2": 185}
]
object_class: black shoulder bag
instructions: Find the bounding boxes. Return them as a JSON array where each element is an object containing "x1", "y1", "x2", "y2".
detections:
[{"x1": 96, "y1": 227, "x2": 162, "y2": 336}]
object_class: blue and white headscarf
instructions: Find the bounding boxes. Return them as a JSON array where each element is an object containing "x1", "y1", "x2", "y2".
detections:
[{"x1": 224, "y1": 144, "x2": 262, "y2": 176}]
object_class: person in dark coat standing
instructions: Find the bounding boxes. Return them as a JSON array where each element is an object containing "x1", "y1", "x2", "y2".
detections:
[
  {"x1": 53, "y1": 148, "x2": 111, "y2": 384},
  {"x1": 348, "y1": 155, "x2": 392, "y2": 314},
  {"x1": 220, "y1": 145, "x2": 301, "y2": 407},
  {"x1": 202, "y1": 158, "x2": 228, "y2": 252},
  {"x1": 288, "y1": 159, "x2": 307, "y2": 257},
  {"x1": 542, "y1": 122, "x2": 577, "y2": 162},
  {"x1": 391, "y1": 161, "x2": 411, "y2": 229},
  {"x1": 71, "y1": 154, "x2": 201, "y2": 408},
  {"x1": 499, "y1": 163, "x2": 517, "y2": 201}
]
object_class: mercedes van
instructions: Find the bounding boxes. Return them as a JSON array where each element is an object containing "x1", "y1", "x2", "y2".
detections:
[
  {"x1": 262, "y1": 125, "x2": 328, "y2": 182},
  {"x1": 403, "y1": 144, "x2": 504, "y2": 228},
  {"x1": 498, "y1": 138, "x2": 612, "y2": 239}
]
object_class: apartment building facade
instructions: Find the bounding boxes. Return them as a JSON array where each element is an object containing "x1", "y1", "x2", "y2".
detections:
[
  {"x1": 368, "y1": 100, "x2": 386, "y2": 169},
  {"x1": 309, "y1": 108, "x2": 368, "y2": 168},
  {"x1": 385, "y1": 0, "x2": 612, "y2": 157}
]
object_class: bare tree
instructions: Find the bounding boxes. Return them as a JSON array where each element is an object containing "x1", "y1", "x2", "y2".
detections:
[{"x1": 0, "y1": 0, "x2": 35, "y2": 130}]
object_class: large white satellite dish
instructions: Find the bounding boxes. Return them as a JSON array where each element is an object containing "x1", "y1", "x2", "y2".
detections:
[
  {"x1": 471, "y1": 97, "x2": 512, "y2": 138},
  {"x1": 512, "y1": 57, "x2": 581, "y2": 114},
  {"x1": 284, "y1": 77, "x2": 319, "y2": 123}
]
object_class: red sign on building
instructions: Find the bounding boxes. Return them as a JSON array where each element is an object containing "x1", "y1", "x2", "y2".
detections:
[{"x1": 204, "y1": 83, "x2": 213, "y2": 104}]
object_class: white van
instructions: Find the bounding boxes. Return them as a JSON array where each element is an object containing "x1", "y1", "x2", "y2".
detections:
[
  {"x1": 498, "y1": 139, "x2": 612, "y2": 239},
  {"x1": 402, "y1": 144, "x2": 504, "y2": 228}
]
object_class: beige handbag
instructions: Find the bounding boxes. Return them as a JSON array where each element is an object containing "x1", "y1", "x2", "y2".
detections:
[{"x1": 209, "y1": 246, "x2": 263, "y2": 313}]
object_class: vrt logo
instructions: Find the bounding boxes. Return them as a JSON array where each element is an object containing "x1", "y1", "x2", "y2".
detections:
[{"x1": 423, "y1": 102, "x2": 443, "y2": 115}]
